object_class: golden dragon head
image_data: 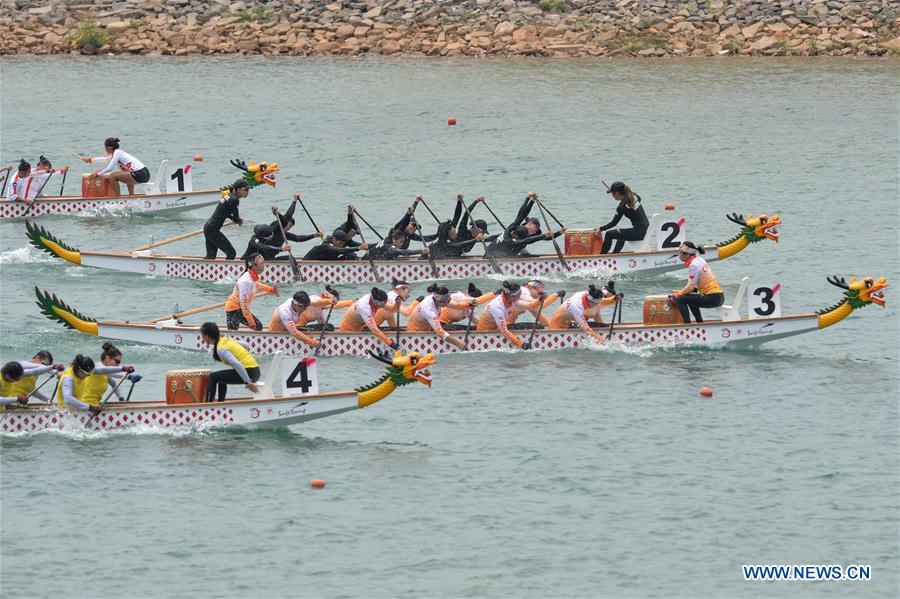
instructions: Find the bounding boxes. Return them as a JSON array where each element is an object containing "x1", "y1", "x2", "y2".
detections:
[
  {"x1": 726, "y1": 212, "x2": 781, "y2": 242},
  {"x1": 367, "y1": 349, "x2": 437, "y2": 387},
  {"x1": 229, "y1": 158, "x2": 278, "y2": 188},
  {"x1": 827, "y1": 275, "x2": 888, "y2": 308}
]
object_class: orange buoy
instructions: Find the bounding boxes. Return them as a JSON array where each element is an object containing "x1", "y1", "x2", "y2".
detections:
[
  {"x1": 664, "y1": 203, "x2": 675, "y2": 211},
  {"x1": 193, "y1": 154, "x2": 203, "y2": 161},
  {"x1": 311, "y1": 479, "x2": 326, "y2": 489},
  {"x1": 699, "y1": 386, "x2": 713, "y2": 397},
  {"x1": 448, "y1": 117, "x2": 457, "y2": 126}
]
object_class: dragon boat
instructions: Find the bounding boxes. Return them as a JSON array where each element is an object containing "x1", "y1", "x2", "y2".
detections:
[
  {"x1": 34, "y1": 274, "x2": 886, "y2": 357},
  {"x1": 25, "y1": 212, "x2": 780, "y2": 284},
  {"x1": 0, "y1": 351, "x2": 435, "y2": 434},
  {"x1": 0, "y1": 159, "x2": 277, "y2": 219}
]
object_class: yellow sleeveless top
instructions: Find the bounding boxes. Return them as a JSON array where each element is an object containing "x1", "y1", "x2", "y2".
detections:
[
  {"x1": 56, "y1": 365, "x2": 90, "y2": 409},
  {"x1": 80, "y1": 373, "x2": 112, "y2": 407},
  {"x1": 216, "y1": 337, "x2": 259, "y2": 370}
]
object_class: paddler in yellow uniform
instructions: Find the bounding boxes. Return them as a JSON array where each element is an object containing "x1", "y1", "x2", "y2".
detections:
[
  {"x1": 56, "y1": 355, "x2": 129, "y2": 414},
  {"x1": 0, "y1": 350, "x2": 63, "y2": 407},
  {"x1": 76, "y1": 342, "x2": 139, "y2": 406},
  {"x1": 199, "y1": 321, "x2": 261, "y2": 402},
  {"x1": 669, "y1": 241, "x2": 725, "y2": 323}
]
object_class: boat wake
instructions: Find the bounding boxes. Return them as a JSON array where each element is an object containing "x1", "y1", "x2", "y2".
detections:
[
  {"x1": 0, "y1": 412, "x2": 221, "y2": 439},
  {"x1": 0, "y1": 245, "x2": 57, "y2": 265}
]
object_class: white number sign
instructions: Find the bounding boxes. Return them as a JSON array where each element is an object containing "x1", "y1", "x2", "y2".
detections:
[
  {"x1": 279, "y1": 356, "x2": 319, "y2": 397},
  {"x1": 656, "y1": 217, "x2": 686, "y2": 250},
  {"x1": 748, "y1": 282, "x2": 782, "y2": 319},
  {"x1": 165, "y1": 163, "x2": 193, "y2": 193}
]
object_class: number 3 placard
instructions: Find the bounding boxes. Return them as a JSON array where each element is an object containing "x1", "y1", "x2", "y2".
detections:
[
  {"x1": 748, "y1": 282, "x2": 782, "y2": 319},
  {"x1": 656, "y1": 217, "x2": 686, "y2": 250},
  {"x1": 280, "y1": 356, "x2": 319, "y2": 397}
]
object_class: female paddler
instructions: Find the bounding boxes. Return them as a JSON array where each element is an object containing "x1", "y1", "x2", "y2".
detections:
[
  {"x1": 200, "y1": 322, "x2": 260, "y2": 402},
  {"x1": 339, "y1": 287, "x2": 398, "y2": 349},
  {"x1": 596, "y1": 181, "x2": 649, "y2": 254},
  {"x1": 79, "y1": 137, "x2": 150, "y2": 197},
  {"x1": 549, "y1": 283, "x2": 618, "y2": 343},
  {"x1": 55, "y1": 353, "x2": 134, "y2": 414},
  {"x1": 439, "y1": 283, "x2": 494, "y2": 327},
  {"x1": 669, "y1": 241, "x2": 725, "y2": 323},
  {"x1": 0, "y1": 352, "x2": 63, "y2": 408},
  {"x1": 225, "y1": 253, "x2": 278, "y2": 331},
  {"x1": 204, "y1": 178, "x2": 248, "y2": 260},
  {"x1": 268, "y1": 291, "x2": 319, "y2": 348},
  {"x1": 407, "y1": 284, "x2": 477, "y2": 350},
  {"x1": 476, "y1": 281, "x2": 541, "y2": 349}
]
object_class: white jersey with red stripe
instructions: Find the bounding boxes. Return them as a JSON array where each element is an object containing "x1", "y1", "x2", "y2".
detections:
[
  {"x1": 6, "y1": 172, "x2": 33, "y2": 201},
  {"x1": 354, "y1": 294, "x2": 377, "y2": 323},
  {"x1": 92, "y1": 149, "x2": 146, "y2": 175}
]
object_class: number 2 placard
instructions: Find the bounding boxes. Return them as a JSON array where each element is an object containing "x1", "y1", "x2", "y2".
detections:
[
  {"x1": 748, "y1": 283, "x2": 782, "y2": 319},
  {"x1": 656, "y1": 217, "x2": 686, "y2": 250},
  {"x1": 279, "y1": 356, "x2": 319, "y2": 396}
]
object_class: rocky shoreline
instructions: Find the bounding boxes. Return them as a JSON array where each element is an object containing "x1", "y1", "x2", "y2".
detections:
[{"x1": 2, "y1": 0, "x2": 899, "y2": 58}]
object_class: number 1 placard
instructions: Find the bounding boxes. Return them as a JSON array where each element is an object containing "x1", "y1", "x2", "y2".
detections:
[
  {"x1": 279, "y1": 356, "x2": 319, "y2": 397},
  {"x1": 165, "y1": 163, "x2": 193, "y2": 193},
  {"x1": 748, "y1": 282, "x2": 782, "y2": 319}
]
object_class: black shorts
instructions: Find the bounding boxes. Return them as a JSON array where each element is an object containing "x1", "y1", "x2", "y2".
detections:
[{"x1": 130, "y1": 167, "x2": 150, "y2": 183}]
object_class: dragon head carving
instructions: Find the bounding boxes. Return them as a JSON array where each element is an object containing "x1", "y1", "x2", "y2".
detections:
[
  {"x1": 369, "y1": 349, "x2": 436, "y2": 387},
  {"x1": 230, "y1": 159, "x2": 278, "y2": 188},
  {"x1": 726, "y1": 212, "x2": 781, "y2": 243},
  {"x1": 827, "y1": 275, "x2": 888, "y2": 309}
]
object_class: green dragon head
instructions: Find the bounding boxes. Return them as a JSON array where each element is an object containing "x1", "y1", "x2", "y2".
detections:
[
  {"x1": 358, "y1": 349, "x2": 437, "y2": 392},
  {"x1": 230, "y1": 158, "x2": 278, "y2": 188},
  {"x1": 826, "y1": 275, "x2": 888, "y2": 309},
  {"x1": 726, "y1": 212, "x2": 781, "y2": 243}
]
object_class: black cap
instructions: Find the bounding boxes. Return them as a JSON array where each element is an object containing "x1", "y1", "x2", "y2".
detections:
[
  {"x1": 331, "y1": 229, "x2": 348, "y2": 242},
  {"x1": 254, "y1": 224, "x2": 273, "y2": 238},
  {"x1": 606, "y1": 181, "x2": 626, "y2": 194},
  {"x1": 232, "y1": 178, "x2": 250, "y2": 190},
  {"x1": 473, "y1": 219, "x2": 488, "y2": 232}
]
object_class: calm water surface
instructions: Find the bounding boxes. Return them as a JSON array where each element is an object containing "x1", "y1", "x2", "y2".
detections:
[{"x1": 1, "y1": 56, "x2": 898, "y2": 597}]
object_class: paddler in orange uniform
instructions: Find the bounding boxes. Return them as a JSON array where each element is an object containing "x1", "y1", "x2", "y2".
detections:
[
  {"x1": 407, "y1": 284, "x2": 477, "y2": 350},
  {"x1": 476, "y1": 280, "x2": 543, "y2": 349},
  {"x1": 506, "y1": 279, "x2": 562, "y2": 326},
  {"x1": 439, "y1": 283, "x2": 495, "y2": 327},
  {"x1": 268, "y1": 291, "x2": 319, "y2": 348},
  {"x1": 225, "y1": 253, "x2": 278, "y2": 330},
  {"x1": 549, "y1": 283, "x2": 619, "y2": 343},
  {"x1": 339, "y1": 287, "x2": 398, "y2": 349}
]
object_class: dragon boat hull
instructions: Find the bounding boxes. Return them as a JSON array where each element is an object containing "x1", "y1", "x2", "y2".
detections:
[
  {"x1": 0, "y1": 190, "x2": 223, "y2": 219},
  {"x1": 82, "y1": 315, "x2": 820, "y2": 356}
]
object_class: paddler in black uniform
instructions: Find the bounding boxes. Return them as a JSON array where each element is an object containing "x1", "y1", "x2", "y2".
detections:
[
  {"x1": 204, "y1": 179, "x2": 247, "y2": 260},
  {"x1": 486, "y1": 225, "x2": 563, "y2": 258},
  {"x1": 596, "y1": 181, "x2": 650, "y2": 254},
  {"x1": 240, "y1": 224, "x2": 290, "y2": 262},
  {"x1": 366, "y1": 229, "x2": 430, "y2": 261},
  {"x1": 303, "y1": 229, "x2": 370, "y2": 261},
  {"x1": 268, "y1": 196, "x2": 323, "y2": 259}
]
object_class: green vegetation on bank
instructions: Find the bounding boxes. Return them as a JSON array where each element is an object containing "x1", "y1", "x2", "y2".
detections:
[{"x1": 68, "y1": 17, "x2": 108, "y2": 50}]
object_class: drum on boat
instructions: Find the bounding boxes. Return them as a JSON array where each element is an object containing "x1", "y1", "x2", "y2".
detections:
[
  {"x1": 642, "y1": 294, "x2": 684, "y2": 325},
  {"x1": 81, "y1": 175, "x2": 115, "y2": 198},
  {"x1": 564, "y1": 228, "x2": 603, "y2": 256},
  {"x1": 166, "y1": 369, "x2": 211, "y2": 404}
]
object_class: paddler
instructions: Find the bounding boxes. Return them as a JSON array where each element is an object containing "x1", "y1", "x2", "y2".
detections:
[
  {"x1": 438, "y1": 283, "x2": 496, "y2": 327},
  {"x1": 0, "y1": 350, "x2": 62, "y2": 406},
  {"x1": 669, "y1": 241, "x2": 725, "y2": 323},
  {"x1": 5, "y1": 159, "x2": 35, "y2": 206},
  {"x1": 293, "y1": 288, "x2": 353, "y2": 328},
  {"x1": 78, "y1": 342, "x2": 139, "y2": 406},
  {"x1": 486, "y1": 225, "x2": 564, "y2": 259},
  {"x1": 549, "y1": 283, "x2": 619, "y2": 343},
  {"x1": 302, "y1": 229, "x2": 370, "y2": 261},
  {"x1": 407, "y1": 284, "x2": 476, "y2": 350},
  {"x1": 375, "y1": 279, "x2": 420, "y2": 327},
  {"x1": 199, "y1": 322, "x2": 260, "y2": 402},
  {"x1": 476, "y1": 280, "x2": 542, "y2": 349},
  {"x1": 507, "y1": 279, "x2": 562, "y2": 326},
  {"x1": 27, "y1": 156, "x2": 68, "y2": 200},
  {"x1": 267, "y1": 193, "x2": 323, "y2": 259},
  {"x1": 267, "y1": 291, "x2": 318, "y2": 348},
  {"x1": 79, "y1": 137, "x2": 150, "y2": 197},
  {"x1": 451, "y1": 195, "x2": 492, "y2": 257},
  {"x1": 55, "y1": 355, "x2": 130, "y2": 414},
  {"x1": 240, "y1": 224, "x2": 291, "y2": 262},
  {"x1": 596, "y1": 181, "x2": 649, "y2": 254},
  {"x1": 204, "y1": 178, "x2": 248, "y2": 260},
  {"x1": 339, "y1": 287, "x2": 399, "y2": 349},
  {"x1": 390, "y1": 196, "x2": 437, "y2": 249},
  {"x1": 366, "y1": 229, "x2": 430, "y2": 261},
  {"x1": 225, "y1": 253, "x2": 278, "y2": 331}
]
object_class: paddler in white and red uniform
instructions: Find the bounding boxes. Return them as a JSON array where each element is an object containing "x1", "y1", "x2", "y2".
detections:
[
  {"x1": 294, "y1": 288, "x2": 353, "y2": 327},
  {"x1": 27, "y1": 156, "x2": 69, "y2": 200},
  {"x1": 339, "y1": 287, "x2": 398, "y2": 349},
  {"x1": 549, "y1": 283, "x2": 619, "y2": 343},
  {"x1": 79, "y1": 137, "x2": 149, "y2": 196},
  {"x1": 375, "y1": 279, "x2": 421, "y2": 327},
  {"x1": 5, "y1": 160, "x2": 35, "y2": 206},
  {"x1": 407, "y1": 284, "x2": 477, "y2": 350},
  {"x1": 225, "y1": 253, "x2": 278, "y2": 330},
  {"x1": 506, "y1": 279, "x2": 561, "y2": 326},
  {"x1": 669, "y1": 241, "x2": 725, "y2": 323},
  {"x1": 438, "y1": 283, "x2": 495, "y2": 327},
  {"x1": 267, "y1": 291, "x2": 319, "y2": 348},
  {"x1": 476, "y1": 280, "x2": 542, "y2": 349}
]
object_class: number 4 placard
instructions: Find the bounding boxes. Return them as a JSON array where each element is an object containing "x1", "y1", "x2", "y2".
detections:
[
  {"x1": 656, "y1": 217, "x2": 686, "y2": 250},
  {"x1": 748, "y1": 283, "x2": 782, "y2": 319},
  {"x1": 280, "y1": 356, "x2": 319, "y2": 396}
]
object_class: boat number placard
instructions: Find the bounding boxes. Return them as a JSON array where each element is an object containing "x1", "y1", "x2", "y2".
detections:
[
  {"x1": 748, "y1": 282, "x2": 782, "y2": 318},
  {"x1": 165, "y1": 163, "x2": 193, "y2": 193},
  {"x1": 279, "y1": 356, "x2": 318, "y2": 396},
  {"x1": 656, "y1": 217, "x2": 686, "y2": 250}
]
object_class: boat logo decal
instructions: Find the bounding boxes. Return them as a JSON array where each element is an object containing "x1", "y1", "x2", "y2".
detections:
[
  {"x1": 721, "y1": 328, "x2": 731, "y2": 338},
  {"x1": 277, "y1": 401, "x2": 309, "y2": 418},
  {"x1": 174, "y1": 334, "x2": 183, "y2": 344}
]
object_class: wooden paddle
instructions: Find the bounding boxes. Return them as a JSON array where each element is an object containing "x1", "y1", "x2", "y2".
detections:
[
  {"x1": 534, "y1": 195, "x2": 566, "y2": 229},
  {"x1": 87, "y1": 374, "x2": 131, "y2": 423},
  {"x1": 533, "y1": 193, "x2": 569, "y2": 271},
  {"x1": 353, "y1": 209, "x2": 384, "y2": 241},
  {"x1": 417, "y1": 196, "x2": 442, "y2": 225},
  {"x1": 523, "y1": 292, "x2": 546, "y2": 350},
  {"x1": 459, "y1": 194, "x2": 502, "y2": 275},
  {"x1": 607, "y1": 295, "x2": 622, "y2": 342},
  {"x1": 351, "y1": 209, "x2": 382, "y2": 282},
  {"x1": 272, "y1": 205, "x2": 303, "y2": 282},
  {"x1": 413, "y1": 218, "x2": 440, "y2": 278},
  {"x1": 149, "y1": 290, "x2": 271, "y2": 323},
  {"x1": 130, "y1": 222, "x2": 236, "y2": 253},
  {"x1": 0, "y1": 166, "x2": 10, "y2": 196},
  {"x1": 394, "y1": 299, "x2": 402, "y2": 349},
  {"x1": 479, "y1": 197, "x2": 508, "y2": 232},
  {"x1": 58, "y1": 168, "x2": 68, "y2": 196},
  {"x1": 20, "y1": 373, "x2": 57, "y2": 404},
  {"x1": 313, "y1": 285, "x2": 339, "y2": 358},
  {"x1": 462, "y1": 305, "x2": 476, "y2": 350},
  {"x1": 295, "y1": 194, "x2": 322, "y2": 235}
]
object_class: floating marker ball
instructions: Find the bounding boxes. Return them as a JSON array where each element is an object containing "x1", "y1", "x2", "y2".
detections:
[
  {"x1": 311, "y1": 479, "x2": 326, "y2": 489},
  {"x1": 664, "y1": 203, "x2": 675, "y2": 211},
  {"x1": 194, "y1": 154, "x2": 204, "y2": 162},
  {"x1": 699, "y1": 386, "x2": 713, "y2": 397},
  {"x1": 448, "y1": 117, "x2": 457, "y2": 126}
]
